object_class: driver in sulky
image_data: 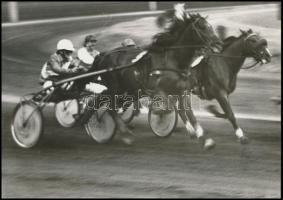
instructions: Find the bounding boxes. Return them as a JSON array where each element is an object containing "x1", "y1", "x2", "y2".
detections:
[
  {"x1": 39, "y1": 37, "x2": 106, "y2": 96},
  {"x1": 39, "y1": 39, "x2": 83, "y2": 92},
  {"x1": 72, "y1": 35, "x2": 107, "y2": 94},
  {"x1": 72, "y1": 34, "x2": 100, "y2": 72}
]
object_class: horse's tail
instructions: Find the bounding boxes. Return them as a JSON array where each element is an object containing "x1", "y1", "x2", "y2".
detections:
[{"x1": 206, "y1": 105, "x2": 226, "y2": 119}]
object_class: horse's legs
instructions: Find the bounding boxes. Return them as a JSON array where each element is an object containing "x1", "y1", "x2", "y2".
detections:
[
  {"x1": 215, "y1": 91, "x2": 249, "y2": 144},
  {"x1": 105, "y1": 82, "x2": 135, "y2": 145},
  {"x1": 177, "y1": 96, "x2": 196, "y2": 137},
  {"x1": 110, "y1": 109, "x2": 135, "y2": 145},
  {"x1": 182, "y1": 94, "x2": 203, "y2": 137},
  {"x1": 182, "y1": 95, "x2": 216, "y2": 149}
]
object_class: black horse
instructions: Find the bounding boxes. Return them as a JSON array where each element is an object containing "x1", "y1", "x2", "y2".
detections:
[
  {"x1": 186, "y1": 29, "x2": 272, "y2": 144},
  {"x1": 89, "y1": 4, "x2": 222, "y2": 147}
]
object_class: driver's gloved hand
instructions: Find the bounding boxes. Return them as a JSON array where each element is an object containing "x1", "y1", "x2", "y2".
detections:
[
  {"x1": 71, "y1": 67, "x2": 80, "y2": 73},
  {"x1": 69, "y1": 67, "x2": 85, "y2": 74}
]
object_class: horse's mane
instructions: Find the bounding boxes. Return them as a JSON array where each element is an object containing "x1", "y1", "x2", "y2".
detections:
[
  {"x1": 150, "y1": 12, "x2": 203, "y2": 48},
  {"x1": 222, "y1": 36, "x2": 238, "y2": 49},
  {"x1": 222, "y1": 30, "x2": 252, "y2": 50}
]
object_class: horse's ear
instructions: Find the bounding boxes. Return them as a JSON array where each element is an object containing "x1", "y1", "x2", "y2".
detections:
[{"x1": 239, "y1": 29, "x2": 246, "y2": 35}]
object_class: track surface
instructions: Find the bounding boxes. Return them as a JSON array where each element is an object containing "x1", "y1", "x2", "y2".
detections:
[
  {"x1": 2, "y1": 5, "x2": 281, "y2": 198},
  {"x1": 2, "y1": 104, "x2": 281, "y2": 198}
]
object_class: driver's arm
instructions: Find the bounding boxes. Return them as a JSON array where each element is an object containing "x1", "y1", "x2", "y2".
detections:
[{"x1": 49, "y1": 55, "x2": 78, "y2": 75}]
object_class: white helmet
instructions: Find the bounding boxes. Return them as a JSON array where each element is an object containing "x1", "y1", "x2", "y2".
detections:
[{"x1": 57, "y1": 39, "x2": 75, "y2": 51}]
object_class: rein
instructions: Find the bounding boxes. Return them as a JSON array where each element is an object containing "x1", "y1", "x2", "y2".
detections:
[
  {"x1": 165, "y1": 44, "x2": 206, "y2": 49},
  {"x1": 204, "y1": 32, "x2": 263, "y2": 70},
  {"x1": 241, "y1": 61, "x2": 260, "y2": 69},
  {"x1": 206, "y1": 53, "x2": 260, "y2": 69}
]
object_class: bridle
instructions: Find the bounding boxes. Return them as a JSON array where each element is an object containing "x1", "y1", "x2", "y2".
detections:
[
  {"x1": 149, "y1": 16, "x2": 217, "y2": 77},
  {"x1": 205, "y1": 33, "x2": 268, "y2": 69},
  {"x1": 241, "y1": 33, "x2": 265, "y2": 69}
]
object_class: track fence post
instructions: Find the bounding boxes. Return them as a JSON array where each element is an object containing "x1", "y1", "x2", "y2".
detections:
[
  {"x1": 278, "y1": 3, "x2": 281, "y2": 20},
  {"x1": 149, "y1": 2, "x2": 157, "y2": 11},
  {"x1": 7, "y1": 2, "x2": 19, "y2": 23}
]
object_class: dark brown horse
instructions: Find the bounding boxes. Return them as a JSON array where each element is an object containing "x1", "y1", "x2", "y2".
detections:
[
  {"x1": 90, "y1": 4, "x2": 222, "y2": 147},
  {"x1": 186, "y1": 29, "x2": 272, "y2": 144}
]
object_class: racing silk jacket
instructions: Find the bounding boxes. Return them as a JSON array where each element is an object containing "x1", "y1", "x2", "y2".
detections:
[
  {"x1": 40, "y1": 53, "x2": 76, "y2": 80},
  {"x1": 76, "y1": 47, "x2": 100, "y2": 71}
]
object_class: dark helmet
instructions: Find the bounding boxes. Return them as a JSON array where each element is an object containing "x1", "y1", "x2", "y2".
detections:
[
  {"x1": 121, "y1": 38, "x2": 136, "y2": 47},
  {"x1": 84, "y1": 35, "x2": 97, "y2": 47}
]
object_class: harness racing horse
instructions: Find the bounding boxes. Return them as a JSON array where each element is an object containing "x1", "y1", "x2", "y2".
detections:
[
  {"x1": 189, "y1": 29, "x2": 272, "y2": 144},
  {"x1": 90, "y1": 4, "x2": 222, "y2": 148}
]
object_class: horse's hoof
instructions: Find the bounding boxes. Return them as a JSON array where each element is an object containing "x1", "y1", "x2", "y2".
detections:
[
  {"x1": 203, "y1": 138, "x2": 216, "y2": 150},
  {"x1": 190, "y1": 133, "x2": 197, "y2": 139},
  {"x1": 127, "y1": 124, "x2": 135, "y2": 130},
  {"x1": 121, "y1": 129, "x2": 135, "y2": 145},
  {"x1": 239, "y1": 136, "x2": 249, "y2": 144},
  {"x1": 133, "y1": 110, "x2": 141, "y2": 116},
  {"x1": 197, "y1": 135, "x2": 205, "y2": 146},
  {"x1": 121, "y1": 137, "x2": 134, "y2": 145}
]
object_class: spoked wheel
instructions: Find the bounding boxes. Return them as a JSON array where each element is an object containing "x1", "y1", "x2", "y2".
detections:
[
  {"x1": 148, "y1": 104, "x2": 178, "y2": 137},
  {"x1": 84, "y1": 107, "x2": 116, "y2": 144},
  {"x1": 55, "y1": 99, "x2": 79, "y2": 128},
  {"x1": 11, "y1": 101, "x2": 43, "y2": 148},
  {"x1": 119, "y1": 103, "x2": 135, "y2": 124}
]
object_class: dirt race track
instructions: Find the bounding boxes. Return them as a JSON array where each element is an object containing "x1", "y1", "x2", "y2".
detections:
[{"x1": 2, "y1": 4, "x2": 281, "y2": 198}]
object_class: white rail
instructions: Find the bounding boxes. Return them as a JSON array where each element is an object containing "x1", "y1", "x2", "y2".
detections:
[{"x1": 2, "y1": 4, "x2": 278, "y2": 27}]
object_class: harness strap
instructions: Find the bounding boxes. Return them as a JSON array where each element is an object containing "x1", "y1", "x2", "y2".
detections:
[
  {"x1": 206, "y1": 53, "x2": 260, "y2": 70},
  {"x1": 241, "y1": 61, "x2": 260, "y2": 69},
  {"x1": 149, "y1": 68, "x2": 188, "y2": 78}
]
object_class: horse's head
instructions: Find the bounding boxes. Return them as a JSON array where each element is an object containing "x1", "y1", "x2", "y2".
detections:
[
  {"x1": 184, "y1": 13, "x2": 222, "y2": 52},
  {"x1": 240, "y1": 29, "x2": 272, "y2": 64},
  {"x1": 155, "y1": 4, "x2": 222, "y2": 51}
]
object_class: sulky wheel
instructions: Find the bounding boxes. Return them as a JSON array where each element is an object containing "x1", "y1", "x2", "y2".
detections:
[
  {"x1": 148, "y1": 103, "x2": 178, "y2": 137},
  {"x1": 84, "y1": 108, "x2": 116, "y2": 144},
  {"x1": 11, "y1": 101, "x2": 43, "y2": 148},
  {"x1": 54, "y1": 99, "x2": 79, "y2": 128}
]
